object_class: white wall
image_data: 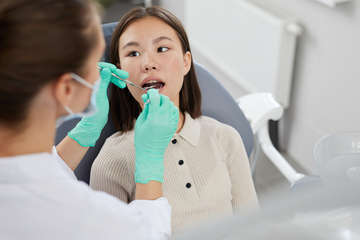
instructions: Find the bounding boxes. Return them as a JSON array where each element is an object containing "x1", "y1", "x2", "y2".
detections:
[
  {"x1": 159, "y1": 0, "x2": 185, "y2": 22},
  {"x1": 251, "y1": 0, "x2": 360, "y2": 174},
  {"x1": 161, "y1": 0, "x2": 360, "y2": 174}
]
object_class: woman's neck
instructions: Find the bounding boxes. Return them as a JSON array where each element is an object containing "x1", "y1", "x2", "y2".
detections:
[
  {"x1": 0, "y1": 93, "x2": 56, "y2": 157},
  {"x1": 176, "y1": 111, "x2": 185, "y2": 133},
  {"x1": 0, "y1": 119, "x2": 54, "y2": 157}
]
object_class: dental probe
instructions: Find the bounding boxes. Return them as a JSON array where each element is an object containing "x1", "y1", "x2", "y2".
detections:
[
  {"x1": 97, "y1": 66, "x2": 152, "y2": 91},
  {"x1": 97, "y1": 66, "x2": 151, "y2": 104}
]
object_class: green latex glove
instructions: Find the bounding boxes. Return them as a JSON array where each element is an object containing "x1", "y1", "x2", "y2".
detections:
[
  {"x1": 68, "y1": 62, "x2": 128, "y2": 147},
  {"x1": 134, "y1": 89, "x2": 179, "y2": 184},
  {"x1": 97, "y1": 62, "x2": 128, "y2": 89}
]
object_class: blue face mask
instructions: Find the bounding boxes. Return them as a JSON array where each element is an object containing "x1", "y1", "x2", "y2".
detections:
[{"x1": 56, "y1": 73, "x2": 100, "y2": 128}]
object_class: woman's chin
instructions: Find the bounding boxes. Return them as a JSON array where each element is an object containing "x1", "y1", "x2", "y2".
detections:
[
  {"x1": 146, "y1": 85, "x2": 166, "y2": 94},
  {"x1": 158, "y1": 86, "x2": 165, "y2": 94},
  {"x1": 141, "y1": 86, "x2": 179, "y2": 105}
]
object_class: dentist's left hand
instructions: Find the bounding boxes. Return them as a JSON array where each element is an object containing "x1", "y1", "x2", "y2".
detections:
[{"x1": 68, "y1": 62, "x2": 128, "y2": 147}]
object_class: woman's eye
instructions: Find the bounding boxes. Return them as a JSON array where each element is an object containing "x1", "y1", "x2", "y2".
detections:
[
  {"x1": 128, "y1": 51, "x2": 140, "y2": 57},
  {"x1": 158, "y1": 47, "x2": 169, "y2": 53}
]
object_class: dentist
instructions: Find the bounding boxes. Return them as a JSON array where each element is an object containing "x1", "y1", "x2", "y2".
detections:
[{"x1": 0, "y1": 0, "x2": 178, "y2": 239}]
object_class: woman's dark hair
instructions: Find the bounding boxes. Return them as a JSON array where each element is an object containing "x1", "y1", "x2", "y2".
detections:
[
  {"x1": 109, "y1": 6, "x2": 201, "y2": 132},
  {"x1": 0, "y1": 0, "x2": 99, "y2": 128}
]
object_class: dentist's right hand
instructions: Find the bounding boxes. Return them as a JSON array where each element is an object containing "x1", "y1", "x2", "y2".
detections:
[{"x1": 134, "y1": 89, "x2": 179, "y2": 184}]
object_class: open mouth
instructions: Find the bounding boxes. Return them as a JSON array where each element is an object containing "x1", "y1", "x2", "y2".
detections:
[{"x1": 142, "y1": 80, "x2": 165, "y2": 90}]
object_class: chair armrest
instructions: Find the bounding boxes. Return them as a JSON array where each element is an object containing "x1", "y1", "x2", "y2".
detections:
[
  {"x1": 236, "y1": 93, "x2": 283, "y2": 134},
  {"x1": 237, "y1": 93, "x2": 306, "y2": 186}
]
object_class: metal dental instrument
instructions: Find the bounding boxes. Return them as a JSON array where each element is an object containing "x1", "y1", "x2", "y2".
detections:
[
  {"x1": 97, "y1": 66, "x2": 151, "y2": 104},
  {"x1": 97, "y1": 66, "x2": 152, "y2": 91}
]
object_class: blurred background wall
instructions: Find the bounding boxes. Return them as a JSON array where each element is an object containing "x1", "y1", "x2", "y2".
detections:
[{"x1": 160, "y1": 0, "x2": 360, "y2": 176}]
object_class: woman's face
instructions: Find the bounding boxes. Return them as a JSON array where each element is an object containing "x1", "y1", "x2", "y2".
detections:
[{"x1": 118, "y1": 16, "x2": 191, "y2": 108}]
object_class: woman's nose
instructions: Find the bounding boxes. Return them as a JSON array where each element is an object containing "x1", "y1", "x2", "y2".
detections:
[
  {"x1": 144, "y1": 65, "x2": 157, "y2": 72},
  {"x1": 142, "y1": 55, "x2": 159, "y2": 73}
]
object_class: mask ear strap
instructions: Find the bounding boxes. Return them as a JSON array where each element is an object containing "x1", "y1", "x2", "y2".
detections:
[
  {"x1": 56, "y1": 105, "x2": 76, "y2": 128},
  {"x1": 64, "y1": 106, "x2": 74, "y2": 114},
  {"x1": 70, "y1": 73, "x2": 94, "y2": 89}
]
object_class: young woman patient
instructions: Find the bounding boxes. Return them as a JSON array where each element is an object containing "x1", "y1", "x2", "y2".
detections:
[{"x1": 90, "y1": 6, "x2": 258, "y2": 232}]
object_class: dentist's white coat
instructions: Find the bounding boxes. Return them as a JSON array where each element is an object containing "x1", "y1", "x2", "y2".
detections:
[{"x1": 0, "y1": 147, "x2": 171, "y2": 240}]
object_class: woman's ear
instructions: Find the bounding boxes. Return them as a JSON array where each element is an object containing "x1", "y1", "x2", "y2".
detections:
[
  {"x1": 53, "y1": 73, "x2": 74, "y2": 108},
  {"x1": 183, "y1": 51, "x2": 192, "y2": 76}
]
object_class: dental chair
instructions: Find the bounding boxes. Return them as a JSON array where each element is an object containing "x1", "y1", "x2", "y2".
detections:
[{"x1": 55, "y1": 22, "x2": 254, "y2": 184}]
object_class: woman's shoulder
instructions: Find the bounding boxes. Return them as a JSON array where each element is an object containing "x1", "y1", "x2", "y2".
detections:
[
  {"x1": 198, "y1": 115, "x2": 241, "y2": 140},
  {"x1": 105, "y1": 130, "x2": 134, "y2": 146},
  {"x1": 100, "y1": 130, "x2": 135, "y2": 156},
  {"x1": 92, "y1": 130, "x2": 135, "y2": 170}
]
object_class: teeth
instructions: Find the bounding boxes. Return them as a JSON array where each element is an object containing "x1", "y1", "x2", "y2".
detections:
[
  {"x1": 142, "y1": 80, "x2": 165, "y2": 90},
  {"x1": 147, "y1": 80, "x2": 159, "y2": 84}
]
